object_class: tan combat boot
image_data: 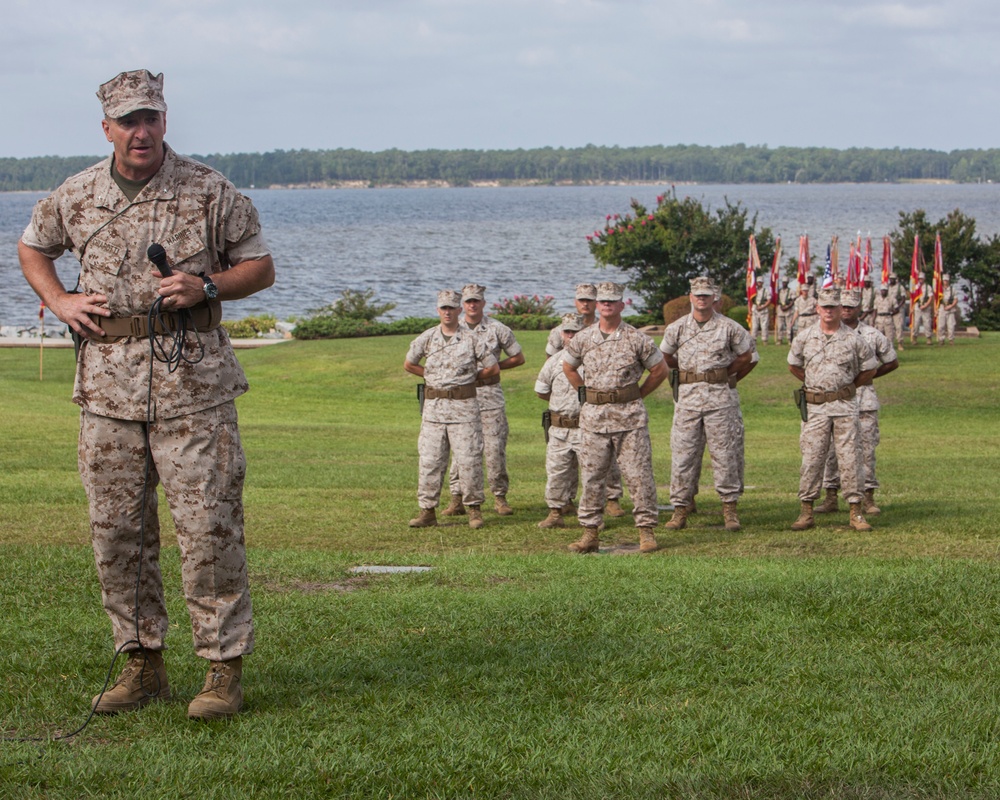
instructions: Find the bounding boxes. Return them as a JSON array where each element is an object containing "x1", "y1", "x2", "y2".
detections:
[
  {"x1": 863, "y1": 489, "x2": 881, "y2": 516},
  {"x1": 92, "y1": 650, "x2": 170, "y2": 714},
  {"x1": 664, "y1": 505, "x2": 689, "y2": 530},
  {"x1": 849, "y1": 502, "x2": 873, "y2": 532},
  {"x1": 441, "y1": 494, "x2": 465, "y2": 516},
  {"x1": 791, "y1": 501, "x2": 815, "y2": 531},
  {"x1": 604, "y1": 499, "x2": 626, "y2": 518},
  {"x1": 494, "y1": 495, "x2": 513, "y2": 516},
  {"x1": 567, "y1": 527, "x2": 600, "y2": 554},
  {"x1": 188, "y1": 657, "x2": 243, "y2": 720},
  {"x1": 408, "y1": 508, "x2": 437, "y2": 528},
  {"x1": 815, "y1": 488, "x2": 839, "y2": 514},
  {"x1": 560, "y1": 500, "x2": 577, "y2": 516},
  {"x1": 467, "y1": 505, "x2": 484, "y2": 529},
  {"x1": 537, "y1": 509, "x2": 565, "y2": 529},
  {"x1": 722, "y1": 501, "x2": 741, "y2": 532},
  {"x1": 688, "y1": 498, "x2": 698, "y2": 514},
  {"x1": 638, "y1": 528, "x2": 659, "y2": 553}
]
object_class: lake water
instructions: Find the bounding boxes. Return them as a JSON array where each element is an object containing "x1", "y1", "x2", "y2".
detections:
[{"x1": 2, "y1": 182, "x2": 998, "y2": 328}]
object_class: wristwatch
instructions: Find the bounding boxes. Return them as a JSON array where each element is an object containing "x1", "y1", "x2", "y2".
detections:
[{"x1": 199, "y1": 272, "x2": 219, "y2": 300}]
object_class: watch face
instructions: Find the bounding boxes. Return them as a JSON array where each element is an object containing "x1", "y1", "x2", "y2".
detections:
[{"x1": 203, "y1": 276, "x2": 219, "y2": 300}]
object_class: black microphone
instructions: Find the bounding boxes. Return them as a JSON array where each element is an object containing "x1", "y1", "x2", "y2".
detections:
[{"x1": 147, "y1": 243, "x2": 173, "y2": 277}]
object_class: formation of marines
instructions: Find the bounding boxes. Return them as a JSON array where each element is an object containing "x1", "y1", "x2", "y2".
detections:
[{"x1": 404, "y1": 270, "x2": 926, "y2": 551}]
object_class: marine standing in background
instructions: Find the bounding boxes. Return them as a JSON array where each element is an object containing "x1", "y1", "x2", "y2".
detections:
[
  {"x1": 912, "y1": 274, "x2": 934, "y2": 345},
  {"x1": 815, "y1": 289, "x2": 898, "y2": 516},
  {"x1": 790, "y1": 284, "x2": 817, "y2": 341},
  {"x1": 749, "y1": 276, "x2": 772, "y2": 345},
  {"x1": 888, "y1": 274, "x2": 906, "y2": 351},
  {"x1": 545, "y1": 283, "x2": 598, "y2": 356},
  {"x1": 562, "y1": 282, "x2": 668, "y2": 554},
  {"x1": 659, "y1": 277, "x2": 754, "y2": 533},
  {"x1": 18, "y1": 69, "x2": 275, "y2": 720},
  {"x1": 787, "y1": 287, "x2": 878, "y2": 532},
  {"x1": 776, "y1": 278, "x2": 795, "y2": 345},
  {"x1": 405, "y1": 290, "x2": 499, "y2": 531},
  {"x1": 873, "y1": 286, "x2": 896, "y2": 345},
  {"x1": 441, "y1": 284, "x2": 525, "y2": 517},
  {"x1": 937, "y1": 274, "x2": 959, "y2": 345},
  {"x1": 861, "y1": 277, "x2": 876, "y2": 325}
]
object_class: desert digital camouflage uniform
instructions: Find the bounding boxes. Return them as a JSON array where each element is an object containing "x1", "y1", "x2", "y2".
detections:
[
  {"x1": 407, "y1": 325, "x2": 497, "y2": 509},
  {"x1": 545, "y1": 283, "x2": 598, "y2": 357},
  {"x1": 913, "y1": 282, "x2": 934, "y2": 341},
  {"x1": 938, "y1": 281, "x2": 959, "y2": 343},
  {"x1": 788, "y1": 321, "x2": 877, "y2": 505},
  {"x1": 564, "y1": 322, "x2": 664, "y2": 530},
  {"x1": 776, "y1": 283, "x2": 794, "y2": 343},
  {"x1": 660, "y1": 310, "x2": 752, "y2": 508},
  {"x1": 821, "y1": 322, "x2": 896, "y2": 493},
  {"x1": 750, "y1": 282, "x2": 772, "y2": 343},
  {"x1": 873, "y1": 291, "x2": 896, "y2": 344},
  {"x1": 447, "y1": 315, "x2": 522, "y2": 499},
  {"x1": 792, "y1": 292, "x2": 817, "y2": 339},
  {"x1": 861, "y1": 283, "x2": 876, "y2": 325},
  {"x1": 890, "y1": 280, "x2": 908, "y2": 344},
  {"x1": 21, "y1": 146, "x2": 267, "y2": 661}
]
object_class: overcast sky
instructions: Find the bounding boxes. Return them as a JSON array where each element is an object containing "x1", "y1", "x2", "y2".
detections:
[{"x1": 2, "y1": 0, "x2": 997, "y2": 159}]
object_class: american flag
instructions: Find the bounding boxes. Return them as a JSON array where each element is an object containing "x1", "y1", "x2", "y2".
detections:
[{"x1": 822, "y1": 245, "x2": 834, "y2": 289}]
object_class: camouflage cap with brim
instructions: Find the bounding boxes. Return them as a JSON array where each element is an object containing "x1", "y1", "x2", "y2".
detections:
[
  {"x1": 461, "y1": 284, "x2": 486, "y2": 301},
  {"x1": 560, "y1": 312, "x2": 585, "y2": 331},
  {"x1": 97, "y1": 69, "x2": 167, "y2": 119},
  {"x1": 437, "y1": 290, "x2": 462, "y2": 308},
  {"x1": 689, "y1": 276, "x2": 715, "y2": 296},
  {"x1": 575, "y1": 283, "x2": 597, "y2": 300},
  {"x1": 595, "y1": 281, "x2": 624, "y2": 302},
  {"x1": 841, "y1": 290, "x2": 862, "y2": 308},
  {"x1": 817, "y1": 287, "x2": 842, "y2": 307}
]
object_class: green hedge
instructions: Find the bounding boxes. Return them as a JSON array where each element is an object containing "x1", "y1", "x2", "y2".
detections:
[{"x1": 292, "y1": 314, "x2": 564, "y2": 340}]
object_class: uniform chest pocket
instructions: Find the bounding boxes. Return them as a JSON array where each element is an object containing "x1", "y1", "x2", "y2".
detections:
[{"x1": 161, "y1": 229, "x2": 212, "y2": 276}]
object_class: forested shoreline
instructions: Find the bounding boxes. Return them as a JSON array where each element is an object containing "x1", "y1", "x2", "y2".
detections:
[{"x1": 3, "y1": 143, "x2": 1000, "y2": 192}]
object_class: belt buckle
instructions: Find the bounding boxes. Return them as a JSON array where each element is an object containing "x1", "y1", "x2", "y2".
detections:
[{"x1": 129, "y1": 316, "x2": 145, "y2": 337}]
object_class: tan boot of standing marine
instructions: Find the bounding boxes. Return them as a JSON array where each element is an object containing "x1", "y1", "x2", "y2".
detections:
[
  {"x1": 567, "y1": 527, "x2": 600, "y2": 554},
  {"x1": 863, "y1": 489, "x2": 881, "y2": 515},
  {"x1": 537, "y1": 508, "x2": 565, "y2": 529},
  {"x1": 441, "y1": 493, "x2": 465, "y2": 516},
  {"x1": 722, "y1": 501, "x2": 741, "y2": 532},
  {"x1": 815, "y1": 488, "x2": 839, "y2": 514},
  {"x1": 92, "y1": 650, "x2": 170, "y2": 714},
  {"x1": 604, "y1": 499, "x2": 626, "y2": 518},
  {"x1": 494, "y1": 495, "x2": 513, "y2": 516},
  {"x1": 467, "y1": 505, "x2": 484, "y2": 529},
  {"x1": 188, "y1": 657, "x2": 243, "y2": 720},
  {"x1": 664, "y1": 505, "x2": 689, "y2": 530},
  {"x1": 849, "y1": 502, "x2": 873, "y2": 532},
  {"x1": 791, "y1": 501, "x2": 815, "y2": 531},
  {"x1": 638, "y1": 528, "x2": 659, "y2": 553},
  {"x1": 408, "y1": 508, "x2": 437, "y2": 527}
]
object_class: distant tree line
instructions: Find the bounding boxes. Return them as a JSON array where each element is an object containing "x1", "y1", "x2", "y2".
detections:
[{"x1": 5, "y1": 144, "x2": 1000, "y2": 192}]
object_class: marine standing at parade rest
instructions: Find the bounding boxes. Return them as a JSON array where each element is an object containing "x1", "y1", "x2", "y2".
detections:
[
  {"x1": 861, "y1": 277, "x2": 876, "y2": 326},
  {"x1": 659, "y1": 277, "x2": 754, "y2": 533},
  {"x1": 888, "y1": 274, "x2": 907, "y2": 351},
  {"x1": 815, "y1": 289, "x2": 898, "y2": 516},
  {"x1": 787, "y1": 287, "x2": 878, "y2": 532},
  {"x1": 18, "y1": 69, "x2": 275, "y2": 720},
  {"x1": 750, "y1": 276, "x2": 772, "y2": 345},
  {"x1": 937, "y1": 274, "x2": 959, "y2": 345},
  {"x1": 776, "y1": 278, "x2": 795, "y2": 345},
  {"x1": 442, "y1": 284, "x2": 525, "y2": 517},
  {"x1": 535, "y1": 313, "x2": 587, "y2": 529},
  {"x1": 405, "y1": 290, "x2": 499, "y2": 531},
  {"x1": 545, "y1": 283, "x2": 598, "y2": 356},
  {"x1": 873, "y1": 286, "x2": 896, "y2": 345},
  {"x1": 912, "y1": 273, "x2": 934, "y2": 345},
  {"x1": 790, "y1": 284, "x2": 818, "y2": 341},
  {"x1": 562, "y1": 282, "x2": 669, "y2": 554}
]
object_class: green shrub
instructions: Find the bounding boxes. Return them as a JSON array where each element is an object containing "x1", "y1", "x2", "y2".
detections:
[
  {"x1": 309, "y1": 288, "x2": 397, "y2": 321},
  {"x1": 222, "y1": 314, "x2": 277, "y2": 339},
  {"x1": 491, "y1": 295, "x2": 556, "y2": 316},
  {"x1": 727, "y1": 305, "x2": 750, "y2": 328},
  {"x1": 491, "y1": 314, "x2": 561, "y2": 331},
  {"x1": 293, "y1": 316, "x2": 438, "y2": 340}
]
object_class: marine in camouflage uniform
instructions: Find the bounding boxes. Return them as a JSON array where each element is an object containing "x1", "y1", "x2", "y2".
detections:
[
  {"x1": 790, "y1": 286, "x2": 817, "y2": 341},
  {"x1": 18, "y1": 70, "x2": 274, "y2": 719},
  {"x1": 562, "y1": 282, "x2": 668, "y2": 554},
  {"x1": 861, "y1": 279, "x2": 876, "y2": 326},
  {"x1": 888, "y1": 276, "x2": 907, "y2": 350},
  {"x1": 937, "y1": 275, "x2": 959, "y2": 344},
  {"x1": 911, "y1": 275, "x2": 934, "y2": 344},
  {"x1": 749, "y1": 277, "x2": 772, "y2": 344},
  {"x1": 873, "y1": 288, "x2": 896, "y2": 344},
  {"x1": 443, "y1": 284, "x2": 524, "y2": 517},
  {"x1": 776, "y1": 279, "x2": 795, "y2": 344},
  {"x1": 787, "y1": 287, "x2": 878, "y2": 532},
  {"x1": 659, "y1": 276, "x2": 754, "y2": 533},
  {"x1": 817, "y1": 290, "x2": 899, "y2": 516},
  {"x1": 405, "y1": 290, "x2": 499, "y2": 530},
  {"x1": 545, "y1": 283, "x2": 598, "y2": 356}
]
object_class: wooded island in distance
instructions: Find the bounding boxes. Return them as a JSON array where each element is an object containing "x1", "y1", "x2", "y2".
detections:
[{"x1": 3, "y1": 143, "x2": 999, "y2": 192}]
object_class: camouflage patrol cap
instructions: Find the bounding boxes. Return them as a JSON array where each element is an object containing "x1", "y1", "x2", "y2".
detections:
[
  {"x1": 817, "y1": 287, "x2": 842, "y2": 307},
  {"x1": 841, "y1": 290, "x2": 862, "y2": 308},
  {"x1": 97, "y1": 69, "x2": 167, "y2": 119},
  {"x1": 560, "y1": 312, "x2": 585, "y2": 332},
  {"x1": 942, "y1": 273, "x2": 951, "y2": 281},
  {"x1": 595, "y1": 281, "x2": 625, "y2": 302},
  {"x1": 437, "y1": 289, "x2": 462, "y2": 308},
  {"x1": 575, "y1": 283, "x2": 597, "y2": 300},
  {"x1": 689, "y1": 276, "x2": 715, "y2": 296},
  {"x1": 461, "y1": 284, "x2": 486, "y2": 301}
]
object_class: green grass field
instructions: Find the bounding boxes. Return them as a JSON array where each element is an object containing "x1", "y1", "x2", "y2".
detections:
[{"x1": 1, "y1": 331, "x2": 999, "y2": 798}]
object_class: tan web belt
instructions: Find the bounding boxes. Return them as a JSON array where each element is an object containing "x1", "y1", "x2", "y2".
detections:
[
  {"x1": 678, "y1": 368, "x2": 729, "y2": 385},
  {"x1": 90, "y1": 301, "x2": 222, "y2": 343},
  {"x1": 424, "y1": 383, "x2": 477, "y2": 401},
  {"x1": 804, "y1": 384, "x2": 857, "y2": 404},
  {"x1": 475, "y1": 374, "x2": 501, "y2": 387},
  {"x1": 549, "y1": 411, "x2": 579, "y2": 429},
  {"x1": 585, "y1": 384, "x2": 641, "y2": 405}
]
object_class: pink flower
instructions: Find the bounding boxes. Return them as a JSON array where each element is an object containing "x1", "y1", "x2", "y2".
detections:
[
  {"x1": 606, "y1": 214, "x2": 612, "y2": 221},
  {"x1": 640, "y1": 221, "x2": 646, "y2": 227},
  {"x1": 628, "y1": 225, "x2": 634, "y2": 231},
  {"x1": 648, "y1": 214, "x2": 654, "y2": 220}
]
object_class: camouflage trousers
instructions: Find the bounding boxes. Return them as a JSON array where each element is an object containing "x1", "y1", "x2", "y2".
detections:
[
  {"x1": 419, "y1": 419, "x2": 485, "y2": 509},
  {"x1": 449, "y1": 406, "x2": 508, "y2": 498},
  {"x1": 938, "y1": 309, "x2": 958, "y2": 343},
  {"x1": 822, "y1": 410, "x2": 880, "y2": 491},
  {"x1": 776, "y1": 311, "x2": 793, "y2": 343},
  {"x1": 798, "y1": 411, "x2": 863, "y2": 504},
  {"x1": 78, "y1": 404, "x2": 254, "y2": 662},
  {"x1": 670, "y1": 405, "x2": 743, "y2": 506},
  {"x1": 913, "y1": 309, "x2": 934, "y2": 340},
  {"x1": 874, "y1": 316, "x2": 895, "y2": 344},
  {"x1": 544, "y1": 429, "x2": 623, "y2": 509},
  {"x1": 893, "y1": 311, "x2": 905, "y2": 344},
  {"x1": 750, "y1": 308, "x2": 771, "y2": 342},
  {"x1": 578, "y1": 427, "x2": 658, "y2": 529}
]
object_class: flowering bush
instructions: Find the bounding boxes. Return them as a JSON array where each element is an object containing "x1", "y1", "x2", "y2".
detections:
[{"x1": 491, "y1": 294, "x2": 556, "y2": 316}]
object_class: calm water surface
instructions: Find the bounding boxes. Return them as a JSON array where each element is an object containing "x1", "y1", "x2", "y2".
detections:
[{"x1": 2, "y1": 183, "x2": 998, "y2": 328}]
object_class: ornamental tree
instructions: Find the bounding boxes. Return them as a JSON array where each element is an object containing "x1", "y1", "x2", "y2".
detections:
[{"x1": 586, "y1": 188, "x2": 777, "y2": 311}]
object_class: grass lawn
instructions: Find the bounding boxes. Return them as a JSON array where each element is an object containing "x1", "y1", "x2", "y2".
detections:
[{"x1": 1, "y1": 330, "x2": 999, "y2": 798}]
